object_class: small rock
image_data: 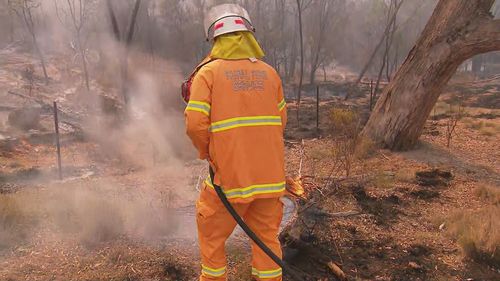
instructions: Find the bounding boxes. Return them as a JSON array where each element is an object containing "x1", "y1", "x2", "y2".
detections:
[
  {"x1": 439, "y1": 223, "x2": 446, "y2": 230},
  {"x1": 408, "y1": 261, "x2": 422, "y2": 270}
]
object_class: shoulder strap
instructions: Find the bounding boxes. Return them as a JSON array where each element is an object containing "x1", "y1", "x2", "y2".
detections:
[
  {"x1": 197, "y1": 58, "x2": 217, "y2": 72},
  {"x1": 189, "y1": 58, "x2": 217, "y2": 79}
]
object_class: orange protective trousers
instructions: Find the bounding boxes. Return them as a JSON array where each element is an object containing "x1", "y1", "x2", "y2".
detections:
[{"x1": 196, "y1": 184, "x2": 283, "y2": 281}]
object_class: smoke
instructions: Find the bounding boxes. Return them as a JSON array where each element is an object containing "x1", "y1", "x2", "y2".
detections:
[
  {"x1": 0, "y1": 48, "x2": 201, "y2": 249},
  {"x1": 0, "y1": 171, "x2": 199, "y2": 251},
  {"x1": 82, "y1": 47, "x2": 196, "y2": 168},
  {"x1": 0, "y1": 0, "x2": 203, "y2": 253}
]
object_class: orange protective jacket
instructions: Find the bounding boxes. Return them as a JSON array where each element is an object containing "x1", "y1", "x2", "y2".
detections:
[{"x1": 185, "y1": 58, "x2": 287, "y2": 203}]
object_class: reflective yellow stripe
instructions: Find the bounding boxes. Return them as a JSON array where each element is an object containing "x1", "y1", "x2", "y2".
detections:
[
  {"x1": 186, "y1": 101, "x2": 211, "y2": 116},
  {"x1": 252, "y1": 267, "x2": 283, "y2": 279},
  {"x1": 201, "y1": 264, "x2": 226, "y2": 277},
  {"x1": 210, "y1": 116, "x2": 282, "y2": 132},
  {"x1": 205, "y1": 176, "x2": 285, "y2": 199},
  {"x1": 278, "y1": 99, "x2": 286, "y2": 111}
]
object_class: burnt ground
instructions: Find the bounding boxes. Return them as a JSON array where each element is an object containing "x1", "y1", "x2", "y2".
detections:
[
  {"x1": 276, "y1": 79, "x2": 499, "y2": 281},
  {"x1": 1, "y1": 48, "x2": 499, "y2": 281}
]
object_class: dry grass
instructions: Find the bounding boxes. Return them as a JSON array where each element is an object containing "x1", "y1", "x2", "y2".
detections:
[
  {"x1": 432, "y1": 101, "x2": 449, "y2": 117},
  {"x1": 474, "y1": 184, "x2": 500, "y2": 205},
  {"x1": 484, "y1": 122, "x2": 498, "y2": 128},
  {"x1": 465, "y1": 119, "x2": 500, "y2": 136},
  {"x1": 328, "y1": 108, "x2": 368, "y2": 177},
  {"x1": 329, "y1": 108, "x2": 374, "y2": 159},
  {"x1": 479, "y1": 126, "x2": 496, "y2": 136},
  {"x1": 465, "y1": 119, "x2": 487, "y2": 129},
  {"x1": 438, "y1": 184, "x2": 500, "y2": 266},
  {"x1": 446, "y1": 206, "x2": 500, "y2": 267},
  {"x1": 0, "y1": 194, "x2": 37, "y2": 250},
  {"x1": 462, "y1": 117, "x2": 474, "y2": 126},
  {"x1": 309, "y1": 146, "x2": 334, "y2": 161},
  {"x1": 76, "y1": 196, "x2": 125, "y2": 247},
  {"x1": 372, "y1": 171, "x2": 395, "y2": 189},
  {"x1": 355, "y1": 137, "x2": 375, "y2": 159},
  {"x1": 227, "y1": 247, "x2": 253, "y2": 281},
  {"x1": 395, "y1": 168, "x2": 416, "y2": 183}
]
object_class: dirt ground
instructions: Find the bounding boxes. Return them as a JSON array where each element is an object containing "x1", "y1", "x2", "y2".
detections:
[
  {"x1": 278, "y1": 80, "x2": 499, "y2": 281},
  {"x1": 1, "y1": 49, "x2": 499, "y2": 281}
]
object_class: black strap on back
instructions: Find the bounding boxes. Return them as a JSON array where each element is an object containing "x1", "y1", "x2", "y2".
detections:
[{"x1": 191, "y1": 58, "x2": 217, "y2": 78}]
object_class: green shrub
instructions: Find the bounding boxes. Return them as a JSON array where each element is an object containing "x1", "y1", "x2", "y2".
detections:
[{"x1": 330, "y1": 108, "x2": 361, "y2": 137}]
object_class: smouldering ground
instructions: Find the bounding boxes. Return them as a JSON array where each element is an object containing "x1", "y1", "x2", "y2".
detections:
[
  {"x1": 278, "y1": 92, "x2": 499, "y2": 280},
  {"x1": 1, "y1": 48, "x2": 499, "y2": 280},
  {"x1": 2, "y1": 107, "x2": 499, "y2": 280}
]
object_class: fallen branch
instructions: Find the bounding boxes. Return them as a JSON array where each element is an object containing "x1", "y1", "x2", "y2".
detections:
[
  {"x1": 328, "y1": 210, "x2": 361, "y2": 217},
  {"x1": 360, "y1": 80, "x2": 389, "y2": 86},
  {"x1": 327, "y1": 261, "x2": 347, "y2": 281},
  {"x1": 379, "y1": 152, "x2": 391, "y2": 160},
  {"x1": 298, "y1": 139, "x2": 305, "y2": 177}
]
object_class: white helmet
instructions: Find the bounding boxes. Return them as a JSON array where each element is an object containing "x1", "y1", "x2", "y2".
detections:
[{"x1": 204, "y1": 4, "x2": 255, "y2": 41}]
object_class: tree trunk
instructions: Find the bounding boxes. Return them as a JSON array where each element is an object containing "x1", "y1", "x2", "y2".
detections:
[
  {"x1": 296, "y1": 0, "x2": 304, "y2": 128},
  {"x1": 385, "y1": 11, "x2": 396, "y2": 82},
  {"x1": 22, "y1": 4, "x2": 49, "y2": 84},
  {"x1": 77, "y1": 34, "x2": 90, "y2": 90},
  {"x1": 106, "y1": 0, "x2": 121, "y2": 41},
  {"x1": 361, "y1": 0, "x2": 500, "y2": 150},
  {"x1": 391, "y1": 41, "x2": 399, "y2": 78},
  {"x1": 373, "y1": 53, "x2": 387, "y2": 104},
  {"x1": 31, "y1": 32, "x2": 48, "y2": 84},
  {"x1": 121, "y1": 0, "x2": 141, "y2": 105},
  {"x1": 9, "y1": 6, "x2": 15, "y2": 42},
  {"x1": 310, "y1": 0, "x2": 334, "y2": 85},
  {"x1": 471, "y1": 55, "x2": 483, "y2": 75},
  {"x1": 309, "y1": 45, "x2": 320, "y2": 85},
  {"x1": 374, "y1": 1, "x2": 398, "y2": 103},
  {"x1": 344, "y1": 0, "x2": 403, "y2": 100},
  {"x1": 287, "y1": 29, "x2": 297, "y2": 80}
]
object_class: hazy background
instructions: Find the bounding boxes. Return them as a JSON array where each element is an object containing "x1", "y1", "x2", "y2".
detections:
[
  {"x1": 0, "y1": 0, "x2": 499, "y2": 252},
  {"x1": 1, "y1": 0, "x2": 499, "y2": 88}
]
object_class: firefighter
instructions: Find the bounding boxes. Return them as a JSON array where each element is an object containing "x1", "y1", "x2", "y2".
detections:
[{"x1": 184, "y1": 3, "x2": 287, "y2": 281}]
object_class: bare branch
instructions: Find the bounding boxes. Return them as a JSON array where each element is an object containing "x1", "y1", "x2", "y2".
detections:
[
  {"x1": 345, "y1": 0, "x2": 405, "y2": 100},
  {"x1": 106, "y1": 0, "x2": 121, "y2": 41},
  {"x1": 126, "y1": 0, "x2": 142, "y2": 45},
  {"x1": 460, "y1": 18, "x2": 500, "y2": 57}
]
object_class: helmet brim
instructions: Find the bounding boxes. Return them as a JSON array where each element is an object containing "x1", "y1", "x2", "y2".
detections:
[{"x1": 204, "y1": 4, "x2": 253, "y2": 39}]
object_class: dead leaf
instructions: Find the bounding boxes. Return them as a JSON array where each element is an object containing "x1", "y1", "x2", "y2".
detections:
[
  {"x1": 286, "y1": 176, "x2": 306, "y2": 198},
  {"x1": 327, "y1": 261, "x2": 346, "y2": 281}
]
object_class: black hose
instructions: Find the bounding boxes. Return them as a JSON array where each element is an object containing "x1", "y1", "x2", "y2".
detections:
[{"x1": 209, "y1": 167, "x2": 302, "y2": 280}]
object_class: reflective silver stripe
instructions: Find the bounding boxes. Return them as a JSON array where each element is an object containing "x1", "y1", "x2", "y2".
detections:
[
  {"x1": 205, "y1": 177, "x2": 286, "y2": 199},
  {"x1": 202, "y1": 264, "x2": 226, "y2": 277},
  {"x1": 252, "y1": 267, "x2": 283, "y2": 279},
  {"x1": 210, "y1": 116, "x2": 282, "y2": 132},
  {"x1": 278, "y1": 99, "x2": 286, "y2": 111},
  {"x1": 186, "y1": 101, "x2": 211, "y2": 116}
]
